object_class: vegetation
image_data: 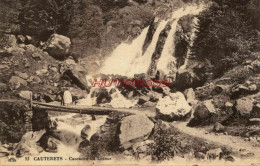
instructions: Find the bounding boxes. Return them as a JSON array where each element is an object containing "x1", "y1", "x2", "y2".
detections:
[{"x1": 191, "y1": 0, "x2": 260, "y2": 78}]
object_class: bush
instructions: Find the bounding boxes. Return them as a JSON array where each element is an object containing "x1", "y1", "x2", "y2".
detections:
[{"x1": 0, "y1": 101, "x2": 27, "y2": 143}]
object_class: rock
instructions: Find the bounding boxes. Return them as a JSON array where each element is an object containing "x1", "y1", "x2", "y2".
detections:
[
  {"x1": 0, "y1": 82, "x2": 7, "y2": 90},
  {"x1": 6, "y1": 47, "x2": 25, "y2": 56},
  {"x1": 143, "y1": 101, "x2": 157, "y2": 107},
  {"x1": 138, "y1": 95, "x2": 150, "y2": 105},
  {"x1": 206, "y1": 148, "x2": 222, "y2": 160},
  {"x1": 175, "y1": 69, "x2": 201, "y2": 90},
  {"x1": 44, "y1": 34, "x2": 71, "y2": 59},
  {"x1": 193, "y1": 100, "x2": 216, "y2": 120},
  {"x1": 231, "y1": 84, "x2": 250, "y2": 98},
  {"x1": 211, "y1": 85, "x2": 229, "y2": 95},
  {"x1": 15, "y1": 71, "x2": 29, "y2": 80},
  {"x1": 248, "y1": 84, "x2": 257, "y2": 92},
  {"x1": 17, "y1": 35, "x2": 26, "y2": 43},
  {"x1": 27, "y1": 76, "x2": 41, "y2": 83},
  {"x1": 81, "y1": 125, "x2": 91, "y2": 140},
  {"x1": 18, "y1": 91, "x2": 32, "y2": 100},
  {"x1": 32, "y1": 53, "x2": 43, "y2": 60},
  {"x1": 183, "y1": 88, "x2": 196, "y2": 104},
  {"x1": 156, "y1": 92, "x2": 192, "y2": 121},
  {"x1": 119, "y1": 115, "x2": 154, "y2": 147},
  {"x1": 36, "y1": 69, "x2": 48, "y2": 76},
  {"x1": 78, "y1": 140, "x2": 90, "y2": 153},
  {"x1": 0, "y1": 34, "x2": 17, "y2": 48},
  {"x1": 235, "y1": 98, "x2": 254, "y2": 117},
  {"x1": 40, "y1": 135, "x2": 59, "y2": 153},
  {"x1": 13, "y1": 130, "x2": 46, "y2": 156},
  {"x1": 49, "y1": 130, "x2": 82, "y2": 146},
  {"x1": 70, "y1": 88, "x2": 87, "y2": 100},
  {"x1": 213, "y1": 122, "x2": 225, "y2": 132},
  {"x1": 132, "y1": 140, "x2": 154, "y2": 154},
  {"x1": 251, "y1": 103, "x2": 260, "y2": 118},
  {"x1": 195, "y1": 152, "x2": 206, "y2": 159},
  {"x1": 62, "y1": 68, "x2": 89, "y2": 90},
  {"x1": 9, "y1": 76, "x2": 27, "y2": 90}
]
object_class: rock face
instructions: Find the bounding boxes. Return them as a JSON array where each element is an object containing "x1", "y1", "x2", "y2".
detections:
[
  {"x1": 44, "y1": 34, "x2": 71, "y2": 59},
  {"x1": 119, "y1": 115, "x2": 154, "y2": 147},
  {"x1": 156, "y1": 92, "x2": 192, "y2": 121},
  {"x1": 235, "y1": 98, "x2": 254, "y2": 117}
]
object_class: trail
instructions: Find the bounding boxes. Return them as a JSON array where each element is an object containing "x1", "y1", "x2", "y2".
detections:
[{"x1": 173, "y1": 122, "x2": 260, "y2": 162}]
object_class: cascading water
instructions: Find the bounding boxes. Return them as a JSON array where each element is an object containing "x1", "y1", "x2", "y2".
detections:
[{"x1": 100, "y1": 5, "x2": 204, "y2": 77}]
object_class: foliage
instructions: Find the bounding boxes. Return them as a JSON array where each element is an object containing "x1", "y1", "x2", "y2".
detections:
[
  {"x1": 191, "y1": 0, "x2": 259, "y2": 78},
  {"x1": 0, "y1": 102, "x2": 26, "y2": 143},
  {"x1": 18, "y1": 0, "x2": 73, "y2": 40},
  {"x1": 93, "y1": 0, "x2": 129, "y2": 12},
  {"x1": 68, "y1": 0, "x2": 104, "y2": 59}
]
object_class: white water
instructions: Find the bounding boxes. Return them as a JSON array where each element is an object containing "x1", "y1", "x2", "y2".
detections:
[{"x1": 100, "y1": 5, "x2": 204, "y2": 77}]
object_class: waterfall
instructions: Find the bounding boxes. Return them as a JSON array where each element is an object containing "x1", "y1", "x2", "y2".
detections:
[{"x1": 100, "y1": 5, "x2": 204, "y2": 77}]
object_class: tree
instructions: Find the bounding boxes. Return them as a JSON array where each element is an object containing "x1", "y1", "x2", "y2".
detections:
[{"x1": 18, "y1": 0, "x2": 73, "y2": 40}]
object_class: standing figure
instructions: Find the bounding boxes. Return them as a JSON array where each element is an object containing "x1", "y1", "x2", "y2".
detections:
[{"x1": 63, "y1": 90, "x2": 72, "y2": 106}]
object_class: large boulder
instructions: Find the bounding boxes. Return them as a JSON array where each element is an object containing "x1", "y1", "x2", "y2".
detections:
[
  {"x1": 156, "y1": 92, "x2": 192, "y2": 121},
  {"x1": 119, "y1": 115, "x2": 154, "y2": 147},
  {"x1": 193, "y1": 100, "x2": 216, "y2": 120},
  {"x1": 13, "y1": 130, "x2": 45, "y2": 157},
  {"x1": 235, "y1": 98, "x2": 254, "y2": 117},
  {"x1": 44, "y1": 34, "x2": 71, "y2": 59},
  {"x1": 183, "y1": 88, "x2": 196, "y2": 104},
  {"x1": 9, "y1": 76, "x2": 27, "y2": 90}
]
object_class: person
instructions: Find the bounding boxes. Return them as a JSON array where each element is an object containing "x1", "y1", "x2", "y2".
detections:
[{"x1": 63, "y1": 89, "x2": 72, "y2": 106}]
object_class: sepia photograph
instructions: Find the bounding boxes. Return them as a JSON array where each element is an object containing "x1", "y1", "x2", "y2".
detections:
[{"x1": 0, "y1": 0, "x2": 259, "y2": 165}]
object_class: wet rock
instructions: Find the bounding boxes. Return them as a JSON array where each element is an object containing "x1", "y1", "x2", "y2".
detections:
[
  {"x1": 0, "y1": 34, "x2": 17, "y2": 48},
  {"x1": 44, "y1": 34, "x2": 71, "y2": 59},
  {"x1": 81, "y1": 125, "x2": 91, "y2": 140},
  {"x1": 206, "y1": 148, "x2": 222, "y2": 160},
  {"x1": 40, "y1": 135, "x2": 59, "y2": 153},
  {"x1": 183, "y1": 88, "x2": 196, "y2": 104},
  {"x1": 78, "y1": 140, "x2": 90, "y2": 153},
  {"x1": 18, "y1": 91, "x2": 32, "y2": 100},
  {"x1": 9, "y1": 76, "x2": 27, "y2": 90},
  {"x1": 156, "y1": 92, "x2": 192, "y2": 121},
  {"x1": 235, "y1": 98, "x2": 254, "y2": 117},
  {"x1": 119, "y1": 115, "x2": 154, "y2": 147},
  {"x1": 213, "y1": 122, "x2": 225, "y2": 132}
]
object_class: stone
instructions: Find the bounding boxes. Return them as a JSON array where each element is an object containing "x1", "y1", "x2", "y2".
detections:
[
  {"x1": 206, "y1": 148, "x2": 222, "y2": 160},
  {"x1": 18, "y1": 91, "x2": 32, "y2": 100},
  {"x1": 32, "y1": 53, "x2": 43, "y2": 60},
  {"x1": 193, "y1": 100, "x2": 216, "y2": 120},
  {"x1": 0, "y1": 82, "x2": 7, "y2": 90},
  {"x1": 138, "y1": 95, "x2": 150, "y2": 105},
  {"x1": 44, "y1": 34, "x2": 71, "y2": 59},
  {"x1": 78, "y1": 140, "x2": 90, "y2": 153},
  {"x1": 0, "y1": 34, "x2": 17, "y2": 48},
  {"x1": 119, "y1": 115, "x2": 154, "y2": 146},
  {"x1": 81, "y1": 125, "x2": 91, "y2": 140},
  {"x1": 156, "y1": 92, "x2": 192, "y2": 121},
  {"x1": 183, "y1": 88, "x2": 196, "y2": 103},
  {"x1": 195, "y1": 152, "x2": 206, "y2": 159},
  {"x1": 15, "y1": 71, "x2": 29, "y2": 80},
  {"x1": 40, "y1": 135, "x2": 59, "y2": 153},
  {"x1": 213, "y1": 122, "x2": 225, "y2": 132},
  {"x1": 235, "y1": 98, "x2": 254, "y2": 117},
  {"x1": 27, "y1": 76, "x2": 41, "y2": 83},
  {"x1": 36, "y1": 69, "x2": 48, "y2": 75},
  {"x1": 251, "y1": 103, "x2": 260, "y2": 118},
  {"x1": 248, "y1": 84, "x2": 257, "y2": 92},
  {"x1": 9, "y1": 76, "x2": 27, "y2": 90},
  {"x1": 17, "y1": 35, "x2": 26, "y2": 43},
  {"x1": 13, "y1": 130, "x2": 46, "y2": 156}
]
